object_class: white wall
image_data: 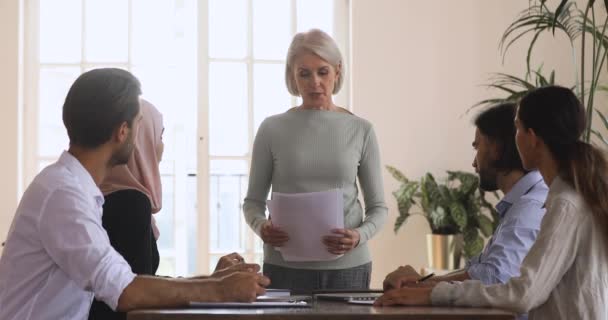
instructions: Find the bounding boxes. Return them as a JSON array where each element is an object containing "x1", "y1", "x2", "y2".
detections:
[
  {"x1": 350, "y1": 0, "x2": 576, "y2": 288},
  {"x1": 0, "y1": 0, "x2": 22, "y2": 251}
]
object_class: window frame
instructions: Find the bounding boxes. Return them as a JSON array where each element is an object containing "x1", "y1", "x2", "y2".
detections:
[{"x1": 23, "y1": 0, "x2": 351, "y2": 276}]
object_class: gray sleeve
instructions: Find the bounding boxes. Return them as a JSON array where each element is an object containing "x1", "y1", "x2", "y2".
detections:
[
  {"x1": 355, "y1": 125, "x2": 388, "y2": 244},
  {"x1": 243, "y1": 120, "x2": 273, "y2": 237}
]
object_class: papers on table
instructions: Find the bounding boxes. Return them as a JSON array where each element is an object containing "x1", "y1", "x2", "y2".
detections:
[
  {"x1": 261, "y1": 288, "x2": 291, "y2": 297},
  {"x1": 347, "y1": 297, "x2": 377, "y2": 305},
  {"x1": 266, "y1": 189, "x2": 344, "y2": 262},
  {"x1": 189, "y1": 301, "x2": 311, "y2": 308},
  {"x1": 190, "y1": 290, "x2": 312, "y2": 308}
]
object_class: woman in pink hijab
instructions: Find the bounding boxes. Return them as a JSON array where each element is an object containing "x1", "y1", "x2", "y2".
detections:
[
  {"x1": 89, "y1": 99, "x2": 164, "y2": 320},
  {"x1": 89, "y1": 99, "x2": 248, "y2": 320}
]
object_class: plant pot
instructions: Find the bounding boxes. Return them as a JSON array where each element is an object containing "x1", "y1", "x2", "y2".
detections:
[{"x1": 426, "y1": 234, "x2": 462, "y2": 270}]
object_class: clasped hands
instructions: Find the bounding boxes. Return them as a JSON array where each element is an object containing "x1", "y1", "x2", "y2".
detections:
[
  {"x1": 260, "y1": 220, "x2": 360, "y2": 254},
  {"x1": 190, "y1": 252, "x2": 270, "y2": 302}
]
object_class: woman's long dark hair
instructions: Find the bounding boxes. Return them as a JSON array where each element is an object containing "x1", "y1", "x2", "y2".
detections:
[{"x1": 519, "y1": 86, "x2": 608, "y2": 239}]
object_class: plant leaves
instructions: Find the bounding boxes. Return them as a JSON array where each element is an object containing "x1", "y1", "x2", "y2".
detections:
[
  {"x1": 501, "y1": 3, "x2": 579, "y2": 60},
  {"x1": 447, "y1": 171, "x2": 479, "y2": 196},
  {"x1": 438, "y1": 185, "x2": 452, "y2": 204},
  {"x1": 553, "y1": 0, "x2": 570, "y2": 34},
  {"x1": 421, "y1": 173, "x2": 439, "y2": 213},
  {"x1": 429, "y1": 206, "x2": 452, "y2": 233},
  {"x1": 595, "y1": 108, "x2": 608, "y2": 130},
  {"x1": 395, "y1": 170, "x2": 501, "y2": 245},
  {"x1": 449, "y1": 202, "x2": 468, "y2": 231},
  {"x1": 471, "y1": 68, "x2": 558, "y2": 111},
  {"x1": 394, "y1": 214, "x2": 408, "y2": 234},
  {"x1": 392, "y1": 181, "x2": 419, "y2": 233},
  {"x1": 385, "y1": 165, "x2": 409, "y2": 183},
  {"x1": 591, "y1": 128, "x2": 608, "y2": 146}
]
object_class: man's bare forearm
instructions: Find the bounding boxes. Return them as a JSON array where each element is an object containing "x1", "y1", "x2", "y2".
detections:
[{"x1": 116, "y1": 275, "x2": 222, "y2": 311}]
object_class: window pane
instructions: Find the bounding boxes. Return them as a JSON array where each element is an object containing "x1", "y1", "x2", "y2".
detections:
[
  {"x1": 132, "y1": 0, "x2": 174, "y2": 64},
  {"x1": 84, "y1": 0, "x2": 128, "y2": 62},
  {"x1": 186, "y1": 174, "x2": 198, "y2": 275},
  {"x1": 209, "y1": 62, "x2": 248, "y2": 156},
  {"x1": 208, "y1": 255, "x2": 220, "y2": 273},
  {"x1": 253, "y1": 63, "x2": 291, "y2": 133},
  {"x1": 209, "y1": 0, "x2": 247, "y2": 59},
  {"x1": 209, "y1": 160, "x2": 248, "y2": 253},
  {"x1": 252, "y1": 0, "x2": 291, "y2": 60},
  {"x1": 297, "y1": 0, "x2": 334, "y2": 35},
  {"x1": 132, "y1": 0, "x2": 198, "y2": 66},
  {"x1": 157, "y1": 256, "x2": 176, "y2": 276},
  {"x1": 84, "y1": 65, "x2": 128, "y2": 72},
  {"x1": 254, "y1": 236, "x2": 264, "y2": 254},
  {"x1": 132, "y1": 66, "x2": 197, "y2": 166},
  {"x1": 156, "y1": 174, "x2": 175, "y2": 250},
  {"x1": 38, "y1": 67, "x2": 80, "y2": 157},
  {"x1": 131, "y1": 67, "x2": 197, "y2": 127},
  {"x1": 40, "y1": 0, "x2": 82, "y2": 63}
]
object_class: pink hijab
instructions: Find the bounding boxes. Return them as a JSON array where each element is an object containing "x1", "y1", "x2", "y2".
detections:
[{"x1": 101, "y1": 98, "x2": 164, "y2": 220}]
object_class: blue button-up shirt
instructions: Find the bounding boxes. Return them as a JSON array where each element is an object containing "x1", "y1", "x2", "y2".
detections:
[{"x1": 467, "y1": 170, "x2": 548, "y2": 286}]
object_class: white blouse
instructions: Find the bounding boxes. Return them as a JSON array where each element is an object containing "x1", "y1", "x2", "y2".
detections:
[{"x1": 431, "y1": 176, "x2": 608, "y2": 320}]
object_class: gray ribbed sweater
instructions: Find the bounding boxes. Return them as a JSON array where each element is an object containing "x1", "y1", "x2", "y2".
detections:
[{"x1": 243, "y1": 108, "x2": 388, "y2": 270}]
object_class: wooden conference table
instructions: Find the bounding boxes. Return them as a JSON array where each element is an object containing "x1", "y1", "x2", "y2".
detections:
[{"x1": 127, "y1": 300, "x2": 516, "y2": 320}]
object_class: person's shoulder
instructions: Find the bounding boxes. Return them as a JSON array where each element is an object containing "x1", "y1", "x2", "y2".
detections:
[
  {"x1": 104, "y1": 189, "x2": 152, "y2": 220},
  {"x1": 505, "y1": 198, "x2": 546, "y2": 228},
  {"x1": 334, "y1": 109, "x2": 372, "y2": 132},
  {"x1": 519, "y1": 181, "x2": 549, "y2": 205},
  {"x1": 30, "y1": 162, "x2": 80, "y2": 197},
  {"x1": 105, "y1": 189, "x2": 150, "y2": 205},
  {"x1": 546, "y1": 178, "x2": 590, "y2": 220},
  {"x1": 258, "y1": 109, "x2": 296, "y2": 129}
]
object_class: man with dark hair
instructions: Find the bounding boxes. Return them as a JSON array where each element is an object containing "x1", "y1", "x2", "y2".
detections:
[
  {"x1": 383, "y1": 103, "x2": 548, "y2": 313},
  {"x1": 0, "y1": 68, "x2": 269, "y2": 320}
]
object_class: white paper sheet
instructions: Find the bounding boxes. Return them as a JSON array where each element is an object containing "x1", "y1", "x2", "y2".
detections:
[
  {"x1": 189, "y1": 301, "x2": 311, "y2": 308},
  {"x1": 266, "y1": 189, "x2": 344, "y2": 262}
]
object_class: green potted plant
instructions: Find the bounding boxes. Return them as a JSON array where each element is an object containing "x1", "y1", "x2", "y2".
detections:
[
  {"x1": 475, "y1": 1, "x2": 608, "y2": 144},
  {"x1": 385, "y1": 166, "x2": 498, "y2": 269}
]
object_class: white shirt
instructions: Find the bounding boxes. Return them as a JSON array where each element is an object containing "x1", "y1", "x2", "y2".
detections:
[
  {"x1": 431, "y1": 176, "x2": 608, "y2": 320},
  {"x1": 0, "y1": 151, "x2": 136, "y2": 320}
]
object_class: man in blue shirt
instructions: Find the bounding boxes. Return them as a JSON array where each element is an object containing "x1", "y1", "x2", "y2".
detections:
[{"x1": 384, "y1": 103, "x2": 548, "y2": 295}]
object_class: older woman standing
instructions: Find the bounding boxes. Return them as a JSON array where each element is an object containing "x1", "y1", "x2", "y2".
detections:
[{"x1": 243, "y1": 29, "x2": 387, "y2": 291}]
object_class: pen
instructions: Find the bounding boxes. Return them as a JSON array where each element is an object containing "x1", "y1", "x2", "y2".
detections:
[{"x1": 416, "y1": 273, "x2": 435, "y2": 283}]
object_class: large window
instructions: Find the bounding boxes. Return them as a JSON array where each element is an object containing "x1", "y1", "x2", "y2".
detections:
[{"x1": 25, "y1": 0, "x2": 349, "y2": 276}]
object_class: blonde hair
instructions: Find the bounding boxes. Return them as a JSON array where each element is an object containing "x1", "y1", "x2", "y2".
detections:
[{"x1": 285, "y1": 29, "x2": 345, "y2": 96}]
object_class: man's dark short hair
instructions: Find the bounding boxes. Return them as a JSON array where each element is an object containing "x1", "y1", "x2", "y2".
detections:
[
  {"x1": 62, "y1": 68, "x2": 142, "y2": 148},
  {"x1": 474, "y1": 102, "x2": 526, "y2": 173}
]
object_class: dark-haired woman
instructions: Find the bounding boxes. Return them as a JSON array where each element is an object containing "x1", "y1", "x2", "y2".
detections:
[{"x1": 374, "y1": 86, "x2": 608, "y2": 320}]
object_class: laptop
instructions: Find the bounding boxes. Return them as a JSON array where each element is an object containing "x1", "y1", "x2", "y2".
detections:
[{"x1": 314, "y1": 291, "x2": 383, "y2": 302}]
